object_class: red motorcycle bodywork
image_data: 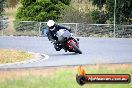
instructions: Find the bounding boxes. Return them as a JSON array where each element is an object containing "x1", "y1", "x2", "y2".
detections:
[{"x1": 66, "y1": 38, "x2": 79, "y2": 51}]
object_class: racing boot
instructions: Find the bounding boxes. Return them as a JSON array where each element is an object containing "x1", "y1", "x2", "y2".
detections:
[{"x1": 54, "y1": 43, "x2": 62, "y2": 51}]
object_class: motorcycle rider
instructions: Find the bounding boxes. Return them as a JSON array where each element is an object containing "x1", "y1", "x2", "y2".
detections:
[{"x1": 46, "y1": 20, "x2": 72, "y2": 51}]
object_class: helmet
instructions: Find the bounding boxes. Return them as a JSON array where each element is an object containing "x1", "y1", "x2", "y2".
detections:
[
  {"x1": 47, "y1": 20, "x2": 55, "y2": 27},
  {"x1": 47, "y1": 20, "x2": 55, "y2": 31}
]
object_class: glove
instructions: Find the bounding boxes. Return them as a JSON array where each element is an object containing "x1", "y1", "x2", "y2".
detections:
[
  {"x1": 53, "y1": 40, "x2": 59, "y2": 44},
  {"x1": 71, "y1": 33, "x2": 74, "y2": 36},
  {"x1": 50, "y1": 39, "x2": 56, "y2": 44}
]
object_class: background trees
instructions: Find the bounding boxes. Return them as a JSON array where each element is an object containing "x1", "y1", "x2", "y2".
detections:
[
  {"x1": 0, "y1": 0, "x2": 5, "y2": 17},
  {"x1": 90, "y1": 0, "x2": 132, "y2": 24},
  {"x1": 16, "y1": 0, "x2": 71, "y2": 21},
  {"x1": 3, "y1": 0, "x2": 132, "y2": 24}
]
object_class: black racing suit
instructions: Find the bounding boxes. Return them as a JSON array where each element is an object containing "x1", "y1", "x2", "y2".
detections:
[{"x1": 46, "y1": 24, "x2": 71, "y2": 51}]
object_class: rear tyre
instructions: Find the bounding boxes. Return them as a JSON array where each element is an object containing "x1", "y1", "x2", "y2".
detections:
[{"x1": 70, "y1": 42, "x2": 82, "y2": 54}]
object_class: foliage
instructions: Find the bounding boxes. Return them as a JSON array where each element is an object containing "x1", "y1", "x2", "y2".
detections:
[
  {"x1": 59, "y1": 5, "x2": 92, "y2": 23},
  {"x1": 16, "y1": 0, "x2": 71, "y2": 21},
  {"x1": 91, "y1": 10, "x2": 108, "y2": 24},
  {"x1": 51, "y1": 0, "x2": 71, "y2": 5},
  {"x1": 106, "y1": 0, "x2": 132, "y2": 24},
  {"x1": 5, "y1": 0, "x2": 18, "y2": 8},
  {"x1": 90, "y1": 0, "x2": 132, "y2": 24},
  {"x1": 0, "y1": 0, "x2": 5, "y2": 16},
  {"x1": 0, "y1": 0, "x2": 6, "y2": 30},
  {"x1": 90, "y1": 0, "x2": 106, "y2": 9}
]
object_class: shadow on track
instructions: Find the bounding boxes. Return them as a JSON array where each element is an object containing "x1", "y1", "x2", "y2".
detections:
[{"x1": 50, "y1": 52, "x2": 80, "y2": 56}]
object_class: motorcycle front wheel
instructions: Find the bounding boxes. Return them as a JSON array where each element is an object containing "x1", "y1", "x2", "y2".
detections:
[{"x1": 70, "y1": 41, "x2": 82, "y2": 54}]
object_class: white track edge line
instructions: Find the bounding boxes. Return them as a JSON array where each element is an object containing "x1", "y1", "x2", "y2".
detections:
[{"x1": 0, "y1": 52, "x2": 49, "y2": 67}]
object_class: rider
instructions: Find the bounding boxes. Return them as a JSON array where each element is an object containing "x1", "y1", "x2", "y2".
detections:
[{"x1": 46, "y1": 20, "x2": 72, "y2": 51}]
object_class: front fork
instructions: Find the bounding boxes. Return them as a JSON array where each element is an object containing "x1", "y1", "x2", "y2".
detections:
[{"x1": 71, "y1": 34, "x2": 79, "y2": 44}]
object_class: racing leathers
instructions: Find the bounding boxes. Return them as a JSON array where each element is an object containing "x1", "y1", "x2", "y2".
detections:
[{"x1": 46, "y1": 24, "x2": 71, "y2": 51}]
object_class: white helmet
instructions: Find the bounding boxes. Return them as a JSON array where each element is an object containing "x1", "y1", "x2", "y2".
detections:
[{"x1": 47, "y1": 20, "x2": 55, "y2": 27}]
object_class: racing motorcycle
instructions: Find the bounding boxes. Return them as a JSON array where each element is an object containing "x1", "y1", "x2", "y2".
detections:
[{"x1": 56, "y1": 29, "x2": 82, "y2": 54}]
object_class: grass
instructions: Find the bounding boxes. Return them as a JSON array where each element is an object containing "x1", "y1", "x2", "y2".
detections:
[
  {"x1": 0, "y1": 49, "x2": 32, "y2": 64},
  {"x1": 4, "y1": 6, "x2": 19, "y2": 19},
  {"x1": 0, "y1": 64, "x2": 131, "y2": 88}
]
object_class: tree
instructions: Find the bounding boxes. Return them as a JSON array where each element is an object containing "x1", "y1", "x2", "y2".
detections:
[
  {"x1": 0, "y1": 0, "x2": 6, "y2": 30},
  {"x1": 91, "y1": 10, "x2": 108, "y2": 24},
  {"x1": 106, "y1": 0, "x2": 132, "y2": 24},
  {"x1": 16, "y1": 0, "x2": 71, "y2": 21},
  {"x1": 0, "y1": 0, "x2": 5, "y2": 17},
  {"x1": 60, "y1": 5, "x2": 92, "y2": 23},
  {"x1": 90, "y1": 0, "x2": 106, "y2": 9},
  {"x1": 90, "y1": 0, "x2": 132, "y2": 24}
]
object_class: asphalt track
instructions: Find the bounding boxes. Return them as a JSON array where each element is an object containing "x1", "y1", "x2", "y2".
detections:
[{"x1": 0, "y1": 36, "x2": 132, "y2": 69}]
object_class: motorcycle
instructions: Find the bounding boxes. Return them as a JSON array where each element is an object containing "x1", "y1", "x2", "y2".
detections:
[{"x1": 56, "y1": 29, "x2": 82, "y2": 54}]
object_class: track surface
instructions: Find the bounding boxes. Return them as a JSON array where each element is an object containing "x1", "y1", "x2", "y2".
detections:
[{"x1": 0, "y1": 36, "x2": 132, "y2": 69}]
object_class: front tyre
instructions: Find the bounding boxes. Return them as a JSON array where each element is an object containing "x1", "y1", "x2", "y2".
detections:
[{"x1": 70, "y1": 41, "x2": 82, "y2": 54}]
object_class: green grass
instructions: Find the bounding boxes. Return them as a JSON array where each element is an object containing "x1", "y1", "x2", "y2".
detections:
[
  {"x1": 0, "y1": 49, "x2": 32, "y2": 64},
  {"x1": 0, "y1": 65, "x2": 131, "y2": 88}
]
